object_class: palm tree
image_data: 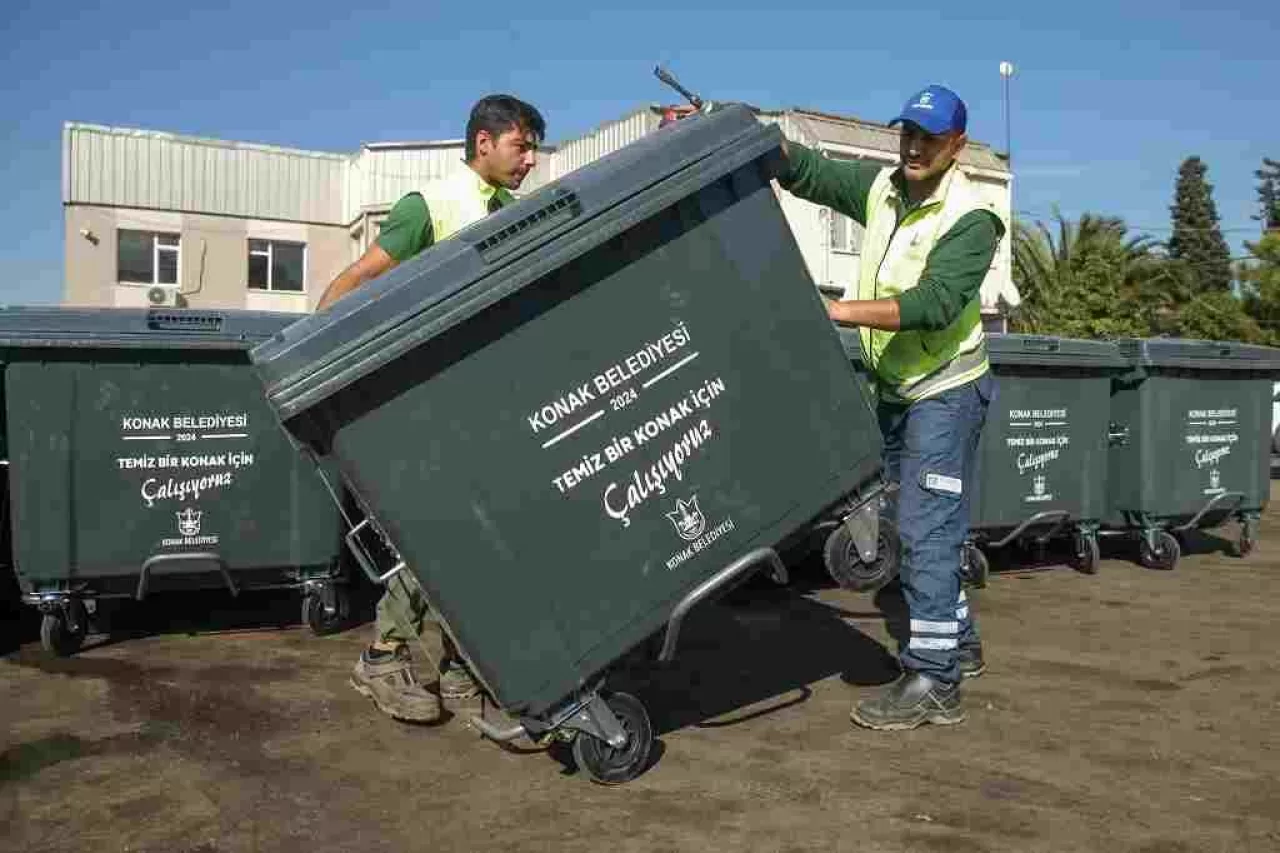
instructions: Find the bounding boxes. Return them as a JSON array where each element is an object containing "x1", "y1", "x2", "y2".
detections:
[{"x1": 1010, "y1": 208, "x2": 1159, "y2": 335}]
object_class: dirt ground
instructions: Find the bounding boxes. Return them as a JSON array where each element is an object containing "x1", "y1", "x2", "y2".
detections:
[{"x1": 5, "y1": 487, "x2": 1280, "y2": 853}]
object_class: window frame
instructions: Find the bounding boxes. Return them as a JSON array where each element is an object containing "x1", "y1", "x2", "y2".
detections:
[
  {"x1": 247, "y1": 238, "x2": 307, "y2": 293},
  {"x1": 118, "y1": 229, "x2": 182, "y2": 287}
]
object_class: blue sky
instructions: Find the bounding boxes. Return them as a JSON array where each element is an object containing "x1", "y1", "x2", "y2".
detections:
[{"x1": 2, "y1": 0, "x2": 1276, "y2": 305}]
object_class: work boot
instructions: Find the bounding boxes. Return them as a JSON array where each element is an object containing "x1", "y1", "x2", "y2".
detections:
[
  {"x1": 439, "y1": 660, "x2": 482, "y2": 700},
  {"x1": 850, "y1": 671, "x2": 965, "y2": 731},
  {"x1": 959, "y1": 641, "x2": 987, "y2": 679},
  {"x1": 350, "y1": 645, "x2": 443, "y2": 723}
]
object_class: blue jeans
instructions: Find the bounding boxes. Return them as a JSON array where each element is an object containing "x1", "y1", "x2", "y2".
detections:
[{"x1": 878, "y1": 372, "x2": 995, "y2": 685}]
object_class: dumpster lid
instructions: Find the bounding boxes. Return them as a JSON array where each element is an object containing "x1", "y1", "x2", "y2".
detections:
[
  {"x1": 249, "y1": 105, "x2": 784, "y2": 422},
  {"x1": 0, "y1": 307, "x2": 300, "y2": 350},
  {"x1": 1117, "y1": 338, "x2": 1280, "y2": 372},
  {"x1": 838, "y1": 329, "x2": 1127, "y2": 369},
  {"x1": 988, "y1": 334, "x2": 1127, "y2": 368}
]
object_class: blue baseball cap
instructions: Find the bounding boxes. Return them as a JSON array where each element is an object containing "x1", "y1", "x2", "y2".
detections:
[{"x1": 889, "y1": 85, "x2": 967, "y2": 135}]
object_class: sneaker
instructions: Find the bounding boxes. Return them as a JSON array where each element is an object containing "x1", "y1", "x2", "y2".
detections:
[
  {"x1": 959, "y1": 642, "x2": 987, "y2": 679},
  {"x1": 850, "y1": 671, "x2": 965, "y2": 731},
  {"x1": 440, "y1": 661, "x2": 482, "y2": 700},
  {"x1": 350, "y1": 646, "x2": 443, "y2": 723}
]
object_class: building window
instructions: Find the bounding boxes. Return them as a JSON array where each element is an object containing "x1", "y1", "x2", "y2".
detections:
[
  {"x1": 829, "y1": 213, "x2": 863, "y2": 255},
  {"x1": 118, "y1": 230, "x2": 180, "y2": 285},
  {"x1": 248, "y1": 240, "x2": 305, "y2": 292}
]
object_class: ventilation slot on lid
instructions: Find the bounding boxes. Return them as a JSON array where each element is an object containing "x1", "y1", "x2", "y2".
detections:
[
  {"x1": 474, "y1": 191, "x2": 582, "y2": 264},
  {"x1": 147, "y1": 311, "x2": 223, "y2": 333}
]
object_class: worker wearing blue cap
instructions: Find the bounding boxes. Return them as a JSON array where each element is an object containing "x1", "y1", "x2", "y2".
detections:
[{"x1": 777, "y1": 84, "x2": 1006, "y2": 730}]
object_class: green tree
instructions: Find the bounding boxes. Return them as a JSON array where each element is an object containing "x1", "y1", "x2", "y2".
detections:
[
  {"x1": 1255, "y1": 158, "x2": 1280, "y2": 232},
  {"x1": 1168, "y1": 278, "x2": 1264, "y2": 343},
  {"x1": 1009, "y1": 209, "x2": 1157, "y2": 337},
  {"x1": 1168, "y1": 156, "x2": 1234, "y2": 293},
  {"x1": 1241, "y1": 233, "x2": 1280, "y2": 343}
]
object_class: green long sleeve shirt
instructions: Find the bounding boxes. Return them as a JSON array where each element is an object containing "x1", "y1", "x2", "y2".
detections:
[{"x1": 778, "y1": 143, "x2": 1005, "y2": 331}]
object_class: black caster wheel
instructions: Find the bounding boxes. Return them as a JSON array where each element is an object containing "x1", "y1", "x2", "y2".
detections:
[
  {"x1": 1235, "y1": 519, "x2": 1258, "y2": 558},
  {"x1": 1073, "y1": 533, "x2": 1101, "y2": 575},
  {"x1": 961, "y1": 544, "x2": 989, "y2": 589},
  {"x1": 572, "y1": 692, "x2": 654, "y2": 786},
  {"x1": 40, "y1": 601, "x2": 87, "y2": 657},
  {"x1": 823, "y1": 517, "x2": 901, "y2": 592},
  {"x1": 1139, "y1": 530, "x2": 1180, "y2": 571},
  {"x1": 302, "y1": 586, "x2": 349, "y2": 636}
]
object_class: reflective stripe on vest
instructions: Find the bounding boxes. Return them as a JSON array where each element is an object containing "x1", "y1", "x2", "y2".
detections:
[
  {"x1": 423, "y1": 168, "x2": 514, "y2": 243},
  {"x1": 853, "y1": 164, "x2": 1002, "y2": 402}
]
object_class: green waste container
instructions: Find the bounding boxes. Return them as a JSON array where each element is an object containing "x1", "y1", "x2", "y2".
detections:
[
  {"x1": 250, "y1": 104, "x2": 888, "y2": 784},
  {"x1": 0, "y1": 307, "x2": 347, "y2": 654},
  {"x1": 961, "y1": 334, "x2": 1128, "y2": 585},
  {"x1": 1, "y1": 337, "x2": 15, "y2": 645},
  {"x1": 1106, "y1": 337, "x2": 1280, "y2": 569},
  {"x1": 836, "y1": 325, "x2": 875, "y2": 402}
]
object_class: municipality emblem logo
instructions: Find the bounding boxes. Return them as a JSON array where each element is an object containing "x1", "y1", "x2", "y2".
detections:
[
  {"x1": 1210, "y1": 468, "x2": 1221, "y2": 490},
  {"x1": 1033, "y1": 475, "x2": 1046, "y2": 497},
  {"x1": 666, "y1": 495, "x2": 707, "y2": 542},
  {"x1": 176, "y1": 507, "x2": 202, "y2": 537}
]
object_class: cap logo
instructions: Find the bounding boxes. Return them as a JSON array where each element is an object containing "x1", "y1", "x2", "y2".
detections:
[{"x1": 912, "y1": 92, "x2": 935, "y2": 110}]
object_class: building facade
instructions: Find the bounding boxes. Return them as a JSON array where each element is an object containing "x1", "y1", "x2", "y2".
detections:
[{"x1": 63, "y1": 106, "x2": 1018, "y2": 325}]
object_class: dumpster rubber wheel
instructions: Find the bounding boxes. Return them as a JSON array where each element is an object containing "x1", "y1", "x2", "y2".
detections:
[
  {"x1": 822, "y1": 517, "x2": 901, "y2": 592},
  {"x1": 572, "y1": 692, "x2": 654, "y2": 786},
  {"x1": 961, "y1": 544, "x2": 989, "y2": 589},
  {"x1": 40, "y1": 605, "x2": 87, "y2": 657},
  {"x1": 1073, "y1": 534, "x2": 1101, "y2": 575},
  {"x1": 1140, "y1": 530, "x2": 1180, "y2": 571},
  {"x1": 302, "y1": 588, "x2": 349, "y2": 636},
  {"x1": 1235, "y1": 519, "x2": 1258, "y2": 558}
]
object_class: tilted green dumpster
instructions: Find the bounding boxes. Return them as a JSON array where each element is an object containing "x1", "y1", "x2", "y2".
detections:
[
  {"x1": 250, "y1": 104, "x2": 888, "y2": 784},
  {"x1": 1106, "y1": 337, "x2": 1280, "y2": 569},
  {"x1": 1, "y1": 307, "x2": 346, "y2": 654},
  {"x1": 961, "y1": 334, "x2": 1128, "y2": 585}
]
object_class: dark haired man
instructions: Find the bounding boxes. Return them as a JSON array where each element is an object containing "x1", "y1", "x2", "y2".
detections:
[{"x1": 317, "y1": 94, "x2": 545, "y2": 723}]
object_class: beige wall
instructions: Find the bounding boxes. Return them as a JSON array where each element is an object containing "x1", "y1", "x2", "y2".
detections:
[{"x1": 64, "y1": 204, "x2": 350, "y2": 313}]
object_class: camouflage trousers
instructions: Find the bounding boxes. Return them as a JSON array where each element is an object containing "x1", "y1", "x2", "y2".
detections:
[{"x1": 373, "y1": 571, "x2": 458, "y2": 678}]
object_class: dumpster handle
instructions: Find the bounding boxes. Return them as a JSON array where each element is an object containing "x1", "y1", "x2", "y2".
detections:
[
  {"x1": 302, "y1": 454, "x2": 405, "y2": 584},
  {"x1": 1171, "y1": 491, "x2": 1246, "y2": 533},
  {"x1": 658, "y1": 547, "x2": 787, "y2": 663},
  {"x1": 468, "y1": 713, "x2": 527, "y2": 743},
  {"x1": 344, "y1": 517, "x2": 407, "y2": 585},
  {"x1": 136, "y1": 552, "x2": 233, "y2": 601},
  {"x1": 987, "y1": 510, "x2": 1072, "y2": 549}
]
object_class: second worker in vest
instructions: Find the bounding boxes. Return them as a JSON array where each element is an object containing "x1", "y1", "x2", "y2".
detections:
[
  {"x1": 777, "y1": 85, "x2": 1003, "y2": 730},
  {"x1": 316, "y1": 94, "x2": 546, "y2": 724}
]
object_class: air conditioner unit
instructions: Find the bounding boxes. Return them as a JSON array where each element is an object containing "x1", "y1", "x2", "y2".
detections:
[{"x1": 146, "y1": 286, "x2": 184, "y2": 308}]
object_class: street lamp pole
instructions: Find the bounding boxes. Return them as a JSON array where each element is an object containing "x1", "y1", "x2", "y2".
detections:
[{"x1": 999, "y1": 61, "x2": 1015, "y2": 162}]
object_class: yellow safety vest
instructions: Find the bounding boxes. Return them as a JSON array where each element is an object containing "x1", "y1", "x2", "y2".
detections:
[
  {"x1": 424, "y1": 167, "x2": 514, "y2": 242},
  {"x1": 852, "y1": 163, "x2": 1003, "y2": 402}
]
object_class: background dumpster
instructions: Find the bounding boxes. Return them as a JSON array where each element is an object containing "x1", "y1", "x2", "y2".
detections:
[
  {"x1": 1106, "y1": 337, "x2": 1280, "y2": 569},
  {"x1": 0, "y1": 339, "x2": 17, "y2": 650},
  {"x1": 1, "y1": 307, "x2": 346, "y2": 654},
  {"x1": 962, "y1": 334, "x2": 1127, "y2": 586},
  {"x1": 251, "y1": 104, "x2": 888, "y2": 784}
]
